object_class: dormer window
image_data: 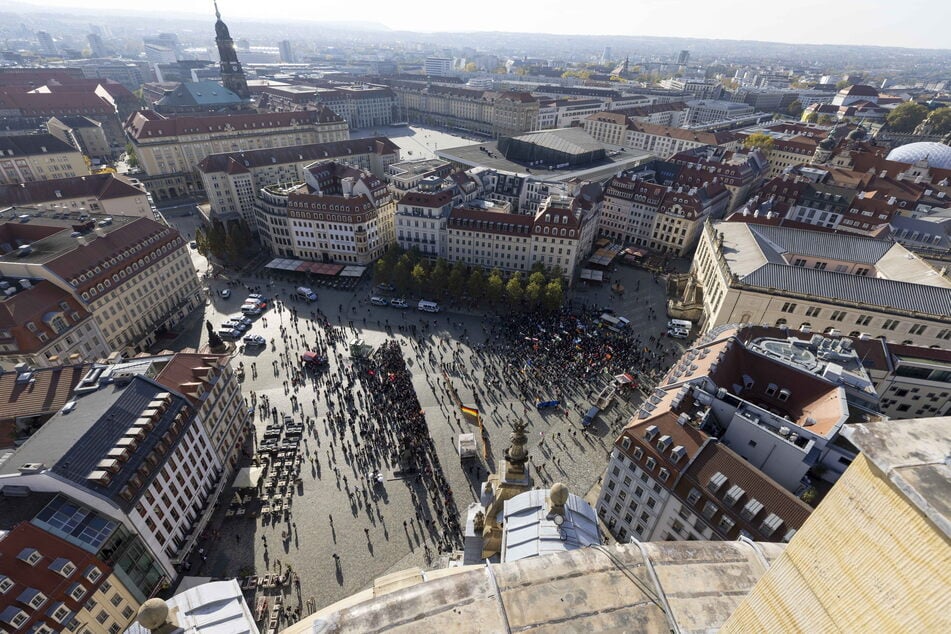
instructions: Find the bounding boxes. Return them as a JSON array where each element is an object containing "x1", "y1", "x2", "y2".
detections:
[
  {"x1": 17, "y1": 548, "x2": 41, "y2": 566},
  {"x1": 48, "y1": 557, "x2": 76, "y2": 578}
]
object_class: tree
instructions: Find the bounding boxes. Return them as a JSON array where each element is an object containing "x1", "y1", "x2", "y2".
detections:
[
  {"x1": 429, "y1": 258, "x2": 450, "y2": 297},
  {"x1": 194, "y1": 226, "x2": 211, "y2": 257},
  {"x1": 787, "y1": 100, "x2": 803, "y2": 118},
  {"x1": 743, "y1": 132, "x2": 775, "y2": 151},
  {"x1": 886, "y1": 102, "x2": 929, "y2": 133},
  {"x1": 505, "y1": 273, "x2": 523, "y2": 308},
  {"x1": 817, "y1": 114, "x2": 834, "y2": 125},
  {"x1": 392, "y1": 259, "x2": 412, "y2": 292},
  {"x1": 411, "y1": 262, "x2": 430, "y2": 295},
  {"x1": 466, "y1": 267, "x2": 485, "y2": 299},
  {"x1": 524, "y1": 280, "x2": 543, "y2": 308},
  {"x1": 542, "y1": 280, "x2": 564, "y2": 312},
  {"x1": 485, "y1": 269, "x2": 504, "y2": 305},
  {"x1": 125, "y1": 143, "x2": 139, "y2": 168},
  {"x1": 804, "y1": 111, "x2": 819, "y2": 124},
  {"x1": 528, "y1": 271, "x2": 546, "y2": 288},
  {"x1": 463, "y1": 62, "x2": 477, "y2": 72},
  {"x1": 447, "y1": 260, "x2": 467, "y2": 296},
  {"x1": 373, "y1": 260, "x2": 390, "y2": 285},
  {"x1": 924, "y1": 107, "x2": 951, "y2": 135},
  {"x1": 835, "y1": 79, "x2": 850, "y2": 90}
]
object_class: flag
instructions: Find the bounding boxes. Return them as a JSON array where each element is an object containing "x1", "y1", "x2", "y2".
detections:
[{"x1": 461, "y1": 406, "x2": 479, "y2": 418}]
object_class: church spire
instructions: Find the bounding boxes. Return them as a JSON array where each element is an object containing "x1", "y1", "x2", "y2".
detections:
[
  {"x1": 214, "y1": 1, "x2": 221, "y2": 20},
  {"x1": 212, "y1": 1, "x2": 250, "y2": 100}
]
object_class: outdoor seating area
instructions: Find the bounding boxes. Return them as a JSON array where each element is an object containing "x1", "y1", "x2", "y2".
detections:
[{"x1": 263, "y1": 259, "x2": 367, "y2": 291}]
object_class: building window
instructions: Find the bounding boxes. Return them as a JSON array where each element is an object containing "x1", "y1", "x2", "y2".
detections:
[
  {"x1": 830, "y1": 310, "x2": 846, "y2": 321},
  {"x1": 780, "y1": 302, "x2": 797, "y2": 313},
  {"x1": 908, "y1": 324, "x2": 926, "y2": 336},
  {"x1": 633, "y1": 447, "x2": 643, "y2": 460},
  {"x1": 805, "y1": 306, "x2": 821, "y2": 317},
  {"x1": 718, "y1": 516, "x2": 735, "y2": 533},
  {"x1": 856, "y1": 315, "x2": 872, "y2": 326},
  {"x1": 882, "y1": 319, "x2": 899, "y2": 331},
  {"x1": 702, "y1": 501, "x2": 718, "y2": 519},
  {"x1": 645, "y1": 457, "x2": 656, "y2": 471},
  {"x1": 686, "y1": 488, "x2": 701, "y2": 506}
]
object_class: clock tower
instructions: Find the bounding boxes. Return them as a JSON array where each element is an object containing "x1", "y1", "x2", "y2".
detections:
[{"x1": 213, "y1": 2, "x2": 251, "y2": 100}]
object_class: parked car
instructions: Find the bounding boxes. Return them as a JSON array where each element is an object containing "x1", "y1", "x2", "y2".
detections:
[
  {"x1": 370, "y1": 296, "x2": 388, "y2": 306},
  {"x1": 243, "y1": 334, "x2": 266, "y2": 346},
  {"x1": 247, "y1": 293, "x2": 268, "y2": 302},
  {"x1": 376, "y1": 283, "x2": 395, "y2": 292},
  {"x1": 189, "y1": 241, "x2": 197, "y2": 249},
  {"x1": 390, "y1": 298, "x2": 408, "y2": 308},
  {"x1": 241, "y1": 305, "x2": 263, "y2": 316},
  {"x1": 667, "y1": 328, "x2": 689, "y2": 339},
  {"x1": 230, "y1": 316, "x2": 253, "y2": 327},
  {"x1": 296, "y1": 287, "x2": 318, "y2": 302},
  {"x1": 223, "y1": 320, "x2": 249, "y2": 332},
  {"x1": 219, "y1": 289, "x2": 231, "y2": 299},
  {"x1": 218, "y1": 328, "x2": 241, "y2": 339}
]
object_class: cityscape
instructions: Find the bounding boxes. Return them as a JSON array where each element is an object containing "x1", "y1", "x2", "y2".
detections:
[{"x1": 0, "y1": 1, "x2": 949, "y2": 633}]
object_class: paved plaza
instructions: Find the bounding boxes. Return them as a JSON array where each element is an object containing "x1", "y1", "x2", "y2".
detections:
[{"x1": 163, "y1": 212, "x2": 684, "y2": 628}]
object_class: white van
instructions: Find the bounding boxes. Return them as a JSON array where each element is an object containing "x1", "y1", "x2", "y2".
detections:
[
  {"x1": 668, "y1": 319, "x2": 693, "y2": 331},
  {"x1": 418, "y1": 300, "x2": 441, "y2": 313}
]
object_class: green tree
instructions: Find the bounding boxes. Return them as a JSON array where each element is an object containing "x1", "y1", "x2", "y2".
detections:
[
  {"x1": 886, "y1": 102, "x2": 929, "y2": 133},
  {"x1": 411, "y1": 262, "x2": 430, "y2": 295},
  {"x1": 804, "y1": 111, "x2": 819, "y2": 123},
  {"x1": 542, "y1": 279, "x2": 564, "y2": 312},
  {"x1": 447, "y1": 260, "x2": 467, "y2": 296},
  {"x1": 463, "y1": 62, "x2": 477, "y2": 72},
  {"x1": 429, "y1": 258, "x2": 450, "y2": 297},
  {"x1": 124, "y1": 143, "x2": 139, "y2": 168},
  {"x1": 925, "y1": 107, "x2": 951, "y2": 134},
  {"x1": 485, "y1": 269, "x2": 504, "y2": 305},
  {"x1": 466, "y1": 267, "x2": 485, "y2": 299},
  {"x1": 528, "y1": 271, "x2": 546, "y2": 288},
  {"x1": 835, "y1": 79, "x2": 850, "y2": 90},
  {"x1": 194, "y1": 226, "x2": 210, "y2": 257},
  {"x1": 743, "y1": 132, "x2": 775, "y2": 151},
  {"x1": 524, "y1": 280, "x2": 543, "y2": 308},
  {"x1": 392, "y1": 259, "x2": 412, "y2": 292},
  {"x1": 817, "y1": 114, "x2": 834, "y2": 125},
  {"x1": 787, "y1": 100, "x2": 803, "y2": 118},
  {"x1": 373, "y1": 259, "x2": 391, "y2": 285},
  {"x1": 505, "y1": 273, "x2": 524, "y2": 308}
]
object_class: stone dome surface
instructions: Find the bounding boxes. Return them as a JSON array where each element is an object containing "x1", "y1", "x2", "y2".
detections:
[{"x1": 886, "y1": 142, "x2": 951, "y2": 170}]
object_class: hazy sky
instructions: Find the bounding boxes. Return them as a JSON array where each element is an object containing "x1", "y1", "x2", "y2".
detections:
[{"x1": 19, "y1": 0, "x2": 951, "y2": 49}]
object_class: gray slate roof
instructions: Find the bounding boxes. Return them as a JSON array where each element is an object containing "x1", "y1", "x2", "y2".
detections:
[
  {"x1": 740, "y1": 263, "x2": 951, "y2": 315},
  {"x1": 749, "y1": 224, "x2": 894, "y2": 265}
]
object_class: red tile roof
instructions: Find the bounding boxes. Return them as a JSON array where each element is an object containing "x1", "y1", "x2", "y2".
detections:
[
  {"x1": 125, "y1": 106, "x2": 343, "y2": 140},
  {"x1": 0, "y1": 174, "x2": 144, "y2": 207},
  {"x1": 0, "y1": 363, "x2": 92, "y2": 427}
]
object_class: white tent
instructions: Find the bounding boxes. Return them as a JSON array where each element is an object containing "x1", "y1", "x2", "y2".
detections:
[{"x1": 232, "y1": 466, "x2": 263, "y2": 489}]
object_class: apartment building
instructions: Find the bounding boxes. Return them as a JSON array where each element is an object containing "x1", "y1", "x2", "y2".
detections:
[
  {"x1": 395, "y1": 188, "x2": 456, "y2": 258},
  {"x1": 0, "y1": 173, "x2": 155, "y2": 219},
  {"x1": 596, "y1": 324, "x2": 874, "y2": 543},
  {"x1": 0, "y1": 277, "x2": 111, "y2": 370},
  {"x1": 445, "y1": 192, "x2": 601, "y2": 280},
  {"x1": 677, "y1": 221, "x2": 951, "y2": 347},
  {"x1": 387, "y1": 81, "x2": 538, "y2": 138},
  {"x1": 47, "y1": 115, "x2": 113, "y2": 161},
  {"x1": 0, "y1": 215, "x2": 202, "y2": 353},
  {"x1": 313, "y1": 85, "x2": 397, "y2": 129},
  {"x1": 583, "y1": 113, "x2": 739, "y2": 157},
  {"x1": 124, "y1": 108, "x2": 349, "y2": 200},
  {"x1": 684, "y1": 100, "x2": 755, "y2": 126},
  {"x1": 423, "y1": 57, "x2": 454, "y2": 77},
  {"x1": 599, "y1": 160, "x2": 731, "y2": 255},
  {"x1": 254, "y1": 161, "x2": 396, "y2": 265},
  {"x1": 197, "y1": 137, "x2": 399, "y2": 226},
  {"x1": 0, "y1": 369, "x2": 227, "y2": 581},
  {"x1": 0, "y1": 516, "x2": 143, "y2": 634},
  {"x1": 668, "y1": 146, "x2": 768, "y2": 211},
  {"x1": 536, "y1": 98, "x2": 607, "y2": 130},
  {"x1": 0, "y1": 135, "x2": 89, "y2": 185}
]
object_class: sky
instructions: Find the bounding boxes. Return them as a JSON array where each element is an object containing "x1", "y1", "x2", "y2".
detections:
[{"x1": 17, "y1": 0, "x2": 951, "y2": 50}]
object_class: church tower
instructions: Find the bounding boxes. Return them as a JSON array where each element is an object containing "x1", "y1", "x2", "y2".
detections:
[{"x1": 213, "y1": 2, "x2": 250, "y2": 100}]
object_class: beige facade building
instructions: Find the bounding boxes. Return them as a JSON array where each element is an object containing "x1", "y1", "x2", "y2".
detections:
[
  {"x1": 0, "y1": 173, "x2": 155, "y2": 219},
  {"x1": 254, "y1": 161, "x2": 395, "y2": 265},
  {"x1": 124, "y1": 108, "x2": 349, "y2": 200},
  {"x1": 583, "y1": 112, "x2": 740, "y2": 157},
  {"x1": 445, "y1": 192, "x2": 601, "y2": 281},
  {"x1": 388, "y1": 82, "x2": 539, "y2": 138},
  {"x1": 47, "y1": 115, "x2": 113, "y2": 160},
  {"x1": 0, "y1": 215, "x2": 202, "y2": 353},
  {"x1": 0, "y1": 134, "x2": 89, "y2": 185},
  {"x1": 197, "y1": 137, "x2": 399, "y2": 227},
  {"x1": 677, "y1": 221, "x2": 951, "y2": 348}
]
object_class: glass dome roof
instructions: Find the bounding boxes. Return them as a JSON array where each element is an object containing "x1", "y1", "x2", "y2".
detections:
[{"x1": 885, "y1": 142, "x2": 951, "y2": 170}]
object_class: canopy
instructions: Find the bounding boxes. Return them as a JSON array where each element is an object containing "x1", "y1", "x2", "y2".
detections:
[
  {"x1": 301, "y1": 351, "x2": 321, "y2": 363},
  {"x1": 232, "y1": 466, "x2": 263, "y2": 489}
]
